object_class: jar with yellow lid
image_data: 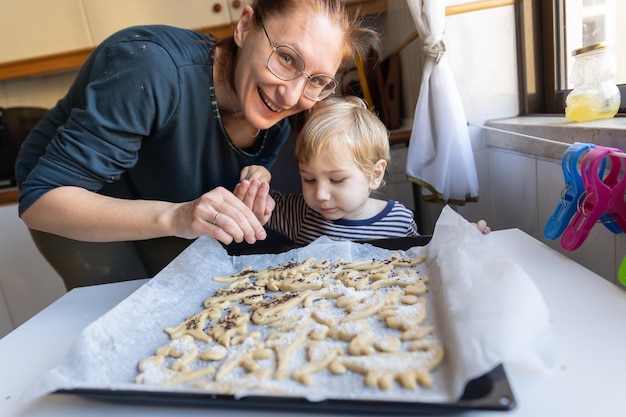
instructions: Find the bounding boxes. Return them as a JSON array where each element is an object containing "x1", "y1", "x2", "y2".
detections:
[{"x1": 565, "y1": 42, "x2": 621, "y2": 122}]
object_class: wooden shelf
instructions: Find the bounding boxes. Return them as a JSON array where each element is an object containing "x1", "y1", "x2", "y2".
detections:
[
  {"x1": 0, "y1": 0, "x2": 386, "y2": 82},
  {"x1": 389, "y1": 128, "x2": 411, "y2": 145},
  {"x1": 0, "y1": 188, "x2": 17, "y2": 206}
]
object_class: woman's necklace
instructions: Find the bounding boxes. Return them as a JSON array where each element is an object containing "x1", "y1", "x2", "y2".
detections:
[{"x1": 224, "y1": 87, "x2": 261, "y2": 138}]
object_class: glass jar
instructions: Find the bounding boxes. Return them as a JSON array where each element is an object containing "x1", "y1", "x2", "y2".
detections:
[{"x1": 565, "y1": 42, "x2": 621, "y2": 122}]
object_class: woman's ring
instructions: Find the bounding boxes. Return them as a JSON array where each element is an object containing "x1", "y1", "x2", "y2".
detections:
[{"x1": 212, "y1": 212, "x2": 222, "y2": 225}]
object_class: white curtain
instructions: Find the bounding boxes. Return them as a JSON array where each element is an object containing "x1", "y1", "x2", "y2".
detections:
[{"x1": 405, "y1": 0, "x2": 479, "y2": 205}]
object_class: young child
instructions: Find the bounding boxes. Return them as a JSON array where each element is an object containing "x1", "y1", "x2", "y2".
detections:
[
  {"x1": 234, "y1": 95, "x2": 416, "y2": 245},
  {"x1": 235, "y1": 96, "x2": 489, "y2": 245}
]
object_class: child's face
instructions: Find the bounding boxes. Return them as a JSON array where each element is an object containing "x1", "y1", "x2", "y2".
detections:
[{"x1": 299, "y1": 150, "x2": 384, "y2": 221}]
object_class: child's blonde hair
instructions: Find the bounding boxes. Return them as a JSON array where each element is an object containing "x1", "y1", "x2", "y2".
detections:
[{"x1": 294, "y1": 96, "x2": 390, "y2": 176}]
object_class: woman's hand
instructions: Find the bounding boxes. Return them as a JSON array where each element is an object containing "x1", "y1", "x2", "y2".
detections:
[
  {"x1": 171, "y1": 186, "x2": 268, "y2": 244},
  {"x1": 240, "y1": 165, "x2": 272, "y2": 182},
  {"x1": 21, "y1": 186, "x2": 267, "y2": 245},
  {"x1": 233, "y1": 179, "x2": 275, "y2": 225}
]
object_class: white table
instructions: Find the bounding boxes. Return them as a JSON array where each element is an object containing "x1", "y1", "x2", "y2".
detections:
[{"x1": 1, "y1": 229, "x2": 625, "y2": 417}]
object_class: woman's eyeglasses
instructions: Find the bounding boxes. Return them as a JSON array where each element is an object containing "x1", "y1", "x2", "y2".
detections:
[{"x1": 260, "y1": 22, "x2": 338, "y2": 101}]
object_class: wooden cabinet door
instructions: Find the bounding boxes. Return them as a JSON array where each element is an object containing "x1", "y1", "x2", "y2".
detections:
[
  {"x1": 83, "y1": 0, "x2": 230, "y2": 45},
  {"x1": 0, "y1": 0, "x2": 90, "y2": 63},
  {"x1": 225, "y1": 0, "x2": 252, "y2": 22}
]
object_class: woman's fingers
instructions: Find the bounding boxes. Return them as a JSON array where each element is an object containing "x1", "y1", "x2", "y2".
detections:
[
  {"x1": 207, "y1": 188, "x2": 267, "y2": 243},
  {"x1": 173, "y1": 187, "x2": 267, "y2": 244}
]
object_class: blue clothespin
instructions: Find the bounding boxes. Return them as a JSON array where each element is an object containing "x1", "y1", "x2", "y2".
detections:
[
  {"x1": 544, "y1": 143, "x2": 593, "y2": 240},
  {"x1": 544, "y1": 142, "x2": 621, "y2": 240},
  {"x1": 561, "y1": 146, "x2": 625, "y2": 251}
]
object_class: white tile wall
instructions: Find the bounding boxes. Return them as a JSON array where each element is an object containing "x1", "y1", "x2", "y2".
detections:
[
  {"x1": 537, "y1": 157, "x2": 617, "y2": 282},
  {"x1": 488, "y1": 148, "x2": 539, "y2": 235},
  {"x1": 483, "y1": 142, "x2": 622, "y2": 284},
  {"x1": 536, "y1": 156, "x2": 566, "y2": 237},
  {"x1": 456, "y1": 148, "x2": 494, "y2": 229}
]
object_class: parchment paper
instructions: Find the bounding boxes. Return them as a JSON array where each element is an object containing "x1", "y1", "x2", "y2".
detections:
[{"x1": 29, "y1": 206, "x2": 556, "y2": 404}]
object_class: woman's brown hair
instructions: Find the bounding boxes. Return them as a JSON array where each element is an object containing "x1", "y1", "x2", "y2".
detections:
[{"x1": 216, "y1": 0, "x2": 379, "y2": 96}]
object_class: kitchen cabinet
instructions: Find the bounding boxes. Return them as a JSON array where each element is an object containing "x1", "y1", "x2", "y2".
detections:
[
  {"x1": 0, "y1": 0, "x2": 387, "y2": 81},
  {"x1": 226, "y1": 0, "x2": 253, "y2": 22},
  {"x1": 82, "y1": 0, "x2": 230, "y2": 45},
  {"x1": 0, "y1": 0, "x2": 90, "y2": 63}
]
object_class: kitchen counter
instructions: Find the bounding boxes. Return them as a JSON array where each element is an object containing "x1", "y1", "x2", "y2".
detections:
[{"x1": 1, "y1": 228, "x2": 625, "y2": 417}]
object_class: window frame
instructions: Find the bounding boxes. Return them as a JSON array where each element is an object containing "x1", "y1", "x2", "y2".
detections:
[{"x1": 515, "y1": 0, "x2": 626, "y2": 115}]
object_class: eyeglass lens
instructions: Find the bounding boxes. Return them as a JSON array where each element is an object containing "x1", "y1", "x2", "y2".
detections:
[{"x1": 267, "y1": 46, "x2": 337, "y2": 100}]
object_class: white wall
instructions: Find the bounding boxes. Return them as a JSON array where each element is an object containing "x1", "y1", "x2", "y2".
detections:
[
  {"x1": 378, "y1": 1, "x2": 519, "y2": 233},
  {"x1": 443, "y1": 1, "x2": 519, "y2": 231},
  {"x1": 380, "y1": 2, "x2": 622, "y2": 283},
  {"x1": 0, "y1": 204, "x2": 66, "y2": 338}
]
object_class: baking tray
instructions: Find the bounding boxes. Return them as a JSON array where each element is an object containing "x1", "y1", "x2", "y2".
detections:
[
  {"x1": 224, "y1": 235, "x2": 436, "y2": 256},
  {"x1": 55, "y1": 236, "x2": 517, "y2": 414},
  {"x1": 56, "y1": 363, "x2": 514, "y2": 414}
]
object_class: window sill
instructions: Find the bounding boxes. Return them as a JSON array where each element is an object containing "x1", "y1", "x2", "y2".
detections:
[{"x1": 484, "y1": 115, "x2": 626, "y2": 160}]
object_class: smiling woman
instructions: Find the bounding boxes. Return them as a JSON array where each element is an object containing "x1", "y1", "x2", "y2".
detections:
[{"x1": 13, "y1": 0, "x2": 380, "y2": 290}]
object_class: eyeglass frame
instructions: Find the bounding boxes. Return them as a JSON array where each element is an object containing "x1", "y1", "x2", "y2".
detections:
[{"x1": 259, "y1": 21, "x2": 338, "y2": 101}]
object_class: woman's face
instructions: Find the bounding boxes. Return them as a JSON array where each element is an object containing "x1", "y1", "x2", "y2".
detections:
[{"x1": 234, "y1": 9, "x2": 345, "y2": 130}]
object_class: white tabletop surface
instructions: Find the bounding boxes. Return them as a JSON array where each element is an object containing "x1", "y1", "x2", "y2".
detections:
[{"x1": 1, "y1": 228, "x2": 625, "y2": 417}]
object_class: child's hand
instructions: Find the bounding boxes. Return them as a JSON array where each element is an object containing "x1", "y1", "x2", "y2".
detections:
[
  {"x1": 240, "y1": 165, "x2": 272, "y2": 182},
  {"x1": 472, "y1": 220, "x2": 491, "y2": 235},
  {"x1": 233, "y1": 179, "x2": 275, "y2": 225}
]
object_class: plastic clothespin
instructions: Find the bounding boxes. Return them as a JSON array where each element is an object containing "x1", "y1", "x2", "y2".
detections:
[
  {"x1": 561, "y1": 146, "x2": 624, "y2": 251},
  {"x1": 602, "y1": 152, "x2": 626, "y2": 233},
  {"x1": 544, "y1": 142, "x2": 594, "y2": 240},
  {"x1": 544, "y1": 142, "x2": 620, "y2": 240},
  {"x1": 619, "y1": 256, "x2": 626, "y2": 287}
]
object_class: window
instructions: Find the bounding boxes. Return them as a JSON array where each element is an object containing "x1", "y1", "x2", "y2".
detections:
[{"x1": 516, "y1": 0, "x2": 626, "y2": 115}]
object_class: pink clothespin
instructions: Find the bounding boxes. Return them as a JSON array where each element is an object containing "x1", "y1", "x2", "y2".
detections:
[
  {"x1": 561, "y1": 146, "x2": 626, "y2": 251},
  {"x1": 605, "y1": 154, "x2": 626, "y2": 232}
]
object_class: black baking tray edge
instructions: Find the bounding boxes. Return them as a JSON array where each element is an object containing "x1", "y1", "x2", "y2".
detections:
[
  {"x1": 55, "y1": 364, "x2": 515, "y2": 414},
  {"x1": 55, "y1": 236, "x2": 517, "y2": 414},
  {"x1": 224, "y1": 235, "x2": 436, "y2": 256}
]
